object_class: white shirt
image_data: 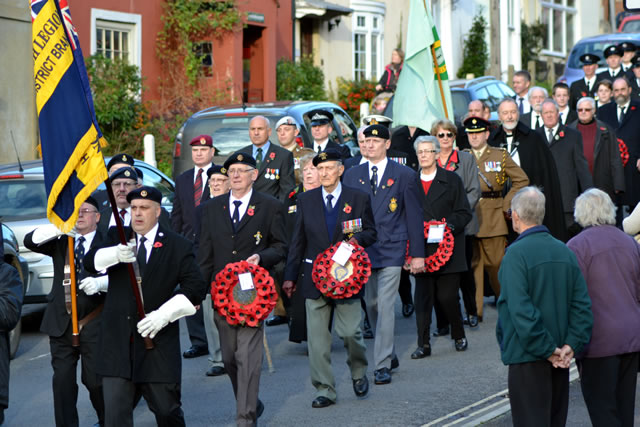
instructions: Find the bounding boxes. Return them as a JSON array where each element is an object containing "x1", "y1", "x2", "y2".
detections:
[
  {"x1": 137, "y1": 223, "x2": 159, "y2": 263},
  {"x1": 76, "y1": 230, "x2": 96, "y2": 252},
  {"x1": 109, "y1": 207, "x2": 131, "y2": 227},
  {"x1": 608, "y1": 67, "x2": 622, "y2": 77},
  {"x1": 368, "y1": 157, "x2": 388, "y2": 186},
  {"x1": 313, "y1": 138, "x2": 329, "y2": 153},
  {"x1": 558, "y1": 106, "x2": 571, "y2": 125},
  {"x1": 530, "y1": 112, "x2": 543, "y2": 129},
  {"x1": 321, "y1": 182, "x2": 342, "y2": 208},
  {"x1": 505, "y1": 132, "x2": 521, "y2": 166},
  {"x1": 229, "y1": 189, "x2": 253, "y2": 222},
  {"x1": 420, "y1": 170, "x2": 437, "y2": 182},
  {"x1": 584, "y1": 76, "x2": 596, "y2": 90},
  {"x1": 516, "y1": 96, "x2": 531, "y2": 114},
  {"x1": 193, "y1": 164, "x2": 212, "y2": 184},
  {"x1": 359, "y1": 156, "x2": 368, "y2": 165},
  {"x1": 544, "y1": 124, "x2": 560, "y2": 143}
]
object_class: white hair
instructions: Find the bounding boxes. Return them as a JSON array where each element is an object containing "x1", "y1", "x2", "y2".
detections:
[
  {"x1": 414, "y1": 135, "x2": 440, "y2": 153},
  {"x1": 574, "y1": 188, "x2": 616, "y2": 227},
  {"x1": 511, "y1": 186, "x2": 546, "y2": 226}
]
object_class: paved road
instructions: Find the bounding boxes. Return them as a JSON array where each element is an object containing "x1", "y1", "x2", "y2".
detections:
[{"x1": 6, "y1": 298, "x2": 640, "y2": 426}]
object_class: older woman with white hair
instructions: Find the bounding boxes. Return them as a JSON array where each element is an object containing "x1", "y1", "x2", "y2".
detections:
[
  {"x1": 410, "y1": 135, "x2": 472, "y2": 358},
  {"x1": 567, "y1": 188, "x2": 640, "y2": 427}
]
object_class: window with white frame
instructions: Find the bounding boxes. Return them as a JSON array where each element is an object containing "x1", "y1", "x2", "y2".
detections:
[
  {"x1": 540, "y1": 0, "x2": 576, "y2": 56},
  {"x1": 91, "y1": 9, "x2": 141, "y2": 68},
  {"x1": 351, "y1": 1, "x2": 385, "y2": 81}
]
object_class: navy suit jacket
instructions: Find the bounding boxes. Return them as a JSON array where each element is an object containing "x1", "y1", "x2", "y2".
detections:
[
  {"x1": 343, "y1": 160, "x2": 425, "y2": 268},
  {"x1": 172, "y1": 167, "x2": 211, "y2": 241},
  {"x1": 284, "y1": 185, "x2": 376, "y2": 300},
  {"x1": 241, "y1": 143, "x2": 295, "y2": 202}
]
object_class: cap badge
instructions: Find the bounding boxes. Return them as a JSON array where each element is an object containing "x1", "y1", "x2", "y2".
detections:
[
  {"x1": 372, "y1": 129, "x2": 378, "y2": 135},
  {"x1": 122, "y1": 155, "x2": 127, "y2": 161},
  {"x1": 472, "y1": 119, "x2": 477, "y2": 124},
  {"x1": 371, "y1": 118, "x2": 379, "y2": 124},
  {"x1": 200, "y1": 137, "x2": 206, "y2": 145},
  {"x1": 221, "y1": 167, "x2": 227, "y2": 174},
  {"x1": 141, "y1": 190, "x2": 148, "y2": 197},
  {"x1": 124, "y1": 170, "x2": 131, "y2": 177},
  {"x1": 238, "y1": 154, "x2": 244, "y2": 161},
  {"x1": 319, "y1": 152, "x2": 327, "y2": 160}
]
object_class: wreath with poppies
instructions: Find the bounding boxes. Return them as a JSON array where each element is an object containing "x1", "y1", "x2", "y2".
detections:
[
  {"x1": 212, "y1": 261, "x2": 277, "y2": 327},
  {"x1": 618, "y1": 138, "x2": 630, "y2": 167},
  {"x1": 406, "y1": 219, "x2": 454, "y2": 272},
  {"x1": 312, "y1": 242, "x2": 372, "y2": 299}
]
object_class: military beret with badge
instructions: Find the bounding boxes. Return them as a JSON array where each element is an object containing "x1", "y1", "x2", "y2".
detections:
[
  {"x1": 106, "y1": 153, "x2": 134, "y2": 171},
  {"x1": 312, "y1": 148, "x2": 343, "y2": 166},
  {"x1": 223, "y1": 152, "x2": 257, "y2": 170},
  {"x1": 126, "y1": 186, "x2": 162, "y2": 204},
  {"x1": 110, "y1": 166, "x2": 138, "y2": 182},
  {"x1": 190, "y1": 134, "x2": 213, "y2": 147},
  {"x1": 363, "y1": 124, "x2": 390, "y2": 140}
]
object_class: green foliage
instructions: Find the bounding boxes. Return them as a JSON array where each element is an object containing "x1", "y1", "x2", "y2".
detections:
[
  {"x1": 276, "y1": 56, "x2": 327, "y2": 101},
  {"x1": 457, "y1": 10, "x2": 488, "y2": 78},
  {"x1": 521, "y1": 20, "x2": 546, "y2": 67},
  {"x1": 333, "y1": 77, "x2": 377, "y2": 123}
]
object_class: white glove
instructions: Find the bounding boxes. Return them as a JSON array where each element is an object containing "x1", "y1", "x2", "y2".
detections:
[
  {"x1": 137, "y1": 294, "x2": 196, "y2": 339},
  {"x1": 79, "y1": 276, "x2": 109, "y2": 295},
  {"x1": 94, "y1": 241, "x2": 136, "y2": 270},
  {"x1": 31, "y1": 224, "x2": 65, "y2": 244}
]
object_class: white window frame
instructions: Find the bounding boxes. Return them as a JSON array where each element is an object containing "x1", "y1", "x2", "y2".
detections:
[
  {"x1": 90, "y1": 9, "x2": 142, "y2": 69},
  {"x1": 350, "y1": 1, "x2": 385, "y2": 80},
  {"x1": 540, "y1": 1, "x2": 577, "y2": 57}
]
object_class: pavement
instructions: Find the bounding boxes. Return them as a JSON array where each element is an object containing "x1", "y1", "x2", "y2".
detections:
[{"x1": 6, "y1": 297, "x2": 640, "y2": 426}]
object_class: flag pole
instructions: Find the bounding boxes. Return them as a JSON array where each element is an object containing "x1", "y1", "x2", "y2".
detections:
[
  {"x1": 67, "y1": 236, "x2": 80, "y2": 347},
  {"x1": 422, "y1": 0, "x2": 449, "y2": 119}
]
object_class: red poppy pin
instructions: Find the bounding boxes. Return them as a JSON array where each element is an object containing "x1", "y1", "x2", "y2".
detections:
[
  {"x1": 387, "y1": 178, "x2": 394, "y2": 187},
  {"x1": 269, "y1": 152, "x2": 276, "y2": 160},
  {"x1": 600, "y1": 127, "x2": 606, "y2": 131},
  {"x1": 632, "y1": 106, "x2": 637, "y2": 111},
  {"x1": 153, "y1": 242, "x2": 163, "y2": 248},
  {"x1": 247, "y1": 205, "x2": 256, "y2": 216},
  {"x1": 581, "y1": 91, "x2": 586, "y2": 97},
  {"x1": 288, "y1": 190, "x2": 296, "y2": 199},
  {"x1": 343, "y1": 203, "x2": 352, "y2": 214},
  {"x1": 558, "y1": 131, "x2": 565, "y2": 138}
]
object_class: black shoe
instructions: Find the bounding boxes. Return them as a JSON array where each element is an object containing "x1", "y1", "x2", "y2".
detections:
[
  {"x1": 390, "y1": 355, "x2": 399, "y2": 370},
  {"x1": 402, "y1": 303, "x2": 414, "y2": 317},
  {"x1": 468, "y1": 315, "x2": 479, "y2": 328},
  {"x1": 374, "y1": 367, "x2": 392, "y2": 384},
  {"x1": 478, "y1": 315, "x2": 483, "y2": 323},
  {"x1": 183, "y1": 346, "x2": 208, "y2": 358},
  {"x1": 265, "y1": 315, "x2": 288, "y2": 326},
  {"x1": 463, "y1": 316, "x2": 470, "y2": 326},
  {"x1": 455, "y1": 338, "x2": 468, "y2": 351},
  {"x1": 432, "y1": 327, "x2": 449, "y2": 337},
  {"x1": 311, "y1": 396, "x2": 334, "y2": 408},
  {"x1": 205, "y1": 366, "x2": 226, "y2": 377},
  {"x1": 353, "y1": 376, "x2": 369, "y2": 397},
  {"x1": 257, "y1": 399, "x2": 264, "y2": 418},
  {"x1": 411, "y1": 345, "x2": 431, "y2": 359},
  {"x1": 363, "y1": 327, "x2": 374, "y2": 339}
]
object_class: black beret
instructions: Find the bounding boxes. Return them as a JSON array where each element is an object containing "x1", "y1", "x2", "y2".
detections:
[
  {"x1": 632, "y1": 54, "x2": 640, "y2": 68},
  {"x1": 312, "y1": 148, "x2": 342, "y2": 166},
  {"x1": 189, "y1": 134, "x2": 213, "y2": 147},
  {"x1": 464, "y1": 116, "x2": 491, "y2": 133},
  {"x1": 126, "y1": 186, "x2": 162, "y2": 204},
  {"x1": 620, "y1": 42, "x2": 636, "y2": 53},
  {"x1": 134, "y1": 167, "x2": 143, "y2": 180},
  {"x1": 223, "y1": 152, "x2": 257, "y2": 170},
  {"x1": 106, "y1": 153, "x2": 134, "y2": 171},
  {"x1": 207, "y1": 165, "x2": 227, "y2": 178},
  {"x1": 110, "y1": 166, "x2": 138, "y2": 181},
  {"x1": 363, "y1": 124, "x2": 390, "y2": 140},
  {"x1": 604, "y1": 44, "x2": 623, "y2": 58},
  {"x1": 83, "y1": 196, "x2": 100, "y2": 211},
  {"x1": 579, "y1": 53, "x2": 600, "y2": 65},
  {"x1": 308, "y1": 109, "x2": 334, "y2": 126}
]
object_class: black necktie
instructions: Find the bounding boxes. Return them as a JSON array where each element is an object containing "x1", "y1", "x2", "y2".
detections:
[
  {"x1": 232, "y1": 200, "x2": 242, "y2": 232},
  {"x1": 137, "y1": 236, "x2": 147, "y2": 276},
  {"x1": 317, "y1": 145, "x2": 322, "y2": 154},
  {"x1": 619, "y1": 106, "x2": 626, "y2": 124},
  {"x1": 256, "y1": 148, "x2": 263, "y2": 170},
  {"x1": 74, "y1": 236, "x2": 85, "y2": 279},
  {"x1": 534, "y1": 115, "x2": 540, "y2": 129},
  {"x1": 371, "y1": 166, "x2": 378, "y2": 196},
  {"x1": 518, "y1": 97, "x2": 524, "y2": 114},
  {"x1": 325, "y1": 194, "x2": 334, "y2": 210},
  {"x1": 586, "y1": 79, "x2": 591, "y2": 92}
]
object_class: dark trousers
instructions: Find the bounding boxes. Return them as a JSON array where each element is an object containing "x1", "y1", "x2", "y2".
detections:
[
  {"x1": 414, "y1": 273, "x2": 464, "y2": 347},
  {"x1": 577, "y1": 352, "x2": 639, "y2": 427},
  {"x1": 49, "y1": 320, "x2": 104, "y2": 427},
  {"x1": 102, "y1": 376, "x2": 184, "y2": 427},
  {"x1": 508, "y1": 360, "x2": 569, "y2": 427},
  {"x1": 397, "y1": 269, "x2": 413, "y2": 305},
  {"x1": 185, "y1": 305, "x2": 208, "y2": 350},
  {"x1": 288, "y1": 273, "x2": 307, "y2": 343}
]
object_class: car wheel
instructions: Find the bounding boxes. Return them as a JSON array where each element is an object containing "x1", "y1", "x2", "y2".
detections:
[{"x1": 8, "y1": 256, "x2": 25, "y2": 359}]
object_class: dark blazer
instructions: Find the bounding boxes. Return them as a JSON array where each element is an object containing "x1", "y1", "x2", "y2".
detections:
[
  {"x1": 0, "y1": 262, "x2": 22, "y2": 410},
  {"x1": 84, "y1": 225, "x2": 206, "y2": 383},
  {"x1": 241, "y1": 143, "x2": 296, "y2": 202},
  {"x1": 24, "y1": 230, "x2": 106, "y2": 338},
  {"x1": 536, "y1": 125, "x2": 593, "y2": 213},
  {"x1": 390, "y1": 126, "x2": 427, "y2": 170},
  {"x1": 171, "y1": 167, "x2": 211, "y2": 241},
  {"x1": 597, "y1": 99, "x2": 640, "y2": 206},
  {"x1": 567, "y1": 119, "x2": 625, "y2": 199},
  {"x1": 343, "y1": 155, "x2": 365, "y2": 171},
  {"x1": 284, "y1": 185, "x2": 377, "y2": 300},
  {"x1": 326, "y1": 139, "x2": 352, "y2": 160},
  {"x1": 559, "y1": 109, "x2": 578, "y2": 126},
  {"x1": 596, "y1": 68, "x2": 625, "y2": 83},
  {"x1": 198, "y1": 190, "x2": 288, "y2": 284},
  {"x1": 98, "y1": 206, "x2": 171, "y2": 234},
  {"x1": 417, "y1": 167, "x2": 472, "y2": 274},
  {"x1": 343, "y1": 160, "x2": 425, "y2": 268},
  {"x1": 569, "y1": 78, "x2": 597, "y2": 110},
  {"x1": 630, "y1": 76, "x2": 640, "y2": 100}
]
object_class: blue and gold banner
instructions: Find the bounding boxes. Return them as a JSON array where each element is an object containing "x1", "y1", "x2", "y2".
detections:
[{"x1": 31, "y1": 0, "x2": 108, "y2": 232}]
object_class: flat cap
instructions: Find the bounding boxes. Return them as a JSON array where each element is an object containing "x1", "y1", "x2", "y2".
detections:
[
  {"x1": 190, "y1": 135, "x2": 213, "y2": 147},
  {"x1": 223, "y1": 152, "x2": 257, "y2": 170},
  {"x1": 312, "y1": 148, "x2": 342, "y2": 166},
  {"x1": 110, "y1": 166, "x2": 138, "y2": 181},
  {"x1": 464, "y1": 116, "x2": 491, "y2": 133},
  {"x1": 127, "y1": 186, "x2": 162, "y2": 204}
]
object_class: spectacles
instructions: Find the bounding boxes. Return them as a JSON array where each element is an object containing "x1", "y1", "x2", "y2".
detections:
[
  {"x1": 111, "y1": 181, "x2": 136, "y2": 189},
  {"x1": 78, "y1": 209, "x2": 98, "y2": 215},
  {"x1": 437, "y1": 132, "x2": 454, "y2": 138},
  {"x1": 227, "y1": 168, "x2": 254, "y2": 176},
  {"x1": 417, "y1": 150, "x2": 437, "y2": 155},
  {"x1": 577, "y1": 108, "x2": 593, "y2": 112}
]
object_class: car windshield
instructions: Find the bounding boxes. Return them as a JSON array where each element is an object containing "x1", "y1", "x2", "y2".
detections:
[
  {"x1": 621, "y1": 20, "x2": 640, "y2": 33},
  {"x1": 0, "y1": 179, "x2": 47, "y2": 220},
  {"x1": 567, "y1": 40, "x2": 622, "y2": 69}
]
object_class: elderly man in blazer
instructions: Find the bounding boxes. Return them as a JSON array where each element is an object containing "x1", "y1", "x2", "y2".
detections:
[
  {"x1": 343, "y1": 125, "x2": 425, "y2": 385},
  {"x1": 283, "y1": 149, "x2": 376, "y2": 408}
]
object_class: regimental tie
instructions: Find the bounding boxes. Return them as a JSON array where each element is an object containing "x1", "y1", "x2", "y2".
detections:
[
  {"x1": 370, "y1": 166, "x2": 378, "y2": 196},
  {"x1": 74, "y1": 236, "x2": 85, "y2": 280},
  {"x1": 232, "y1": 200, "x2": 242, "y2": 232},
  {"x1": 119, "y1": 209, "x2": 127, "y2": 222},
  {"x1": 325, "y1": 194, "x2": 334, "y2": 210},
  {"x1": 194, "y1": 168, "x2": 203, "y2": 207},
  {"x1": 137, "y1": 236, "x2": 147, "y2": 276},
  {"x1": 256, "y1": 147, "x2": 263, "y2": 170}
]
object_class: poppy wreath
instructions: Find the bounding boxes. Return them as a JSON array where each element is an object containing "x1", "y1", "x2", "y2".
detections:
[
  {"x1": 212, "y1": 261, "x2": 277, "y2": 327},
  {"x1": 405, "y1": 219, "x2": 454, "y2": 272},
  {"x1": 618, "y1": 138, "x2": 630, "y2": 167},
  {"x1": 312, "y1": 242, "x2": 372, "y2": 299}
]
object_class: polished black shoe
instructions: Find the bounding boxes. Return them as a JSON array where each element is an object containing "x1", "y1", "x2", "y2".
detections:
[
  {"x1": 265, "y1": 315, "x2": 288, "y2": 326},
  {"x1": 468, "y1": 315, "x2": 479, "y2": 328},
  {"x1": 363, "y1": 326, "x2": 374, "y2": 339},
  {"x1": 183, "y1": 346, "x2": 208, "y2": 358},
  {"x1": 455, "y1": 338, "x2": 468, "y2": 351},
  {"x1": 374, "y1": 367, "x2": 392, "y2": 384},
  {"x1": 432, "y1": 327, "x2": 449, "y2": 337},
  {"x1": 205, "y1": 366, "x2": 226, "y2": 377},
  {"x1": 311, "y1": 396, "x2": 334, "y2": 408},
  {"x1": 257, "y1": 399, "x2": 264, "y2": 418},
  {"x1": 410, "y1": 345, "x2": 431, "y2": 359},
  {"x1": 353, "y1": 376, "x2": 369, "y2": 397},
  {"x1": 402, "y1": 303, "x2": 414, "y2": 317},
  {"x1": 390, "y1": 355, "x2": 399, "y2": 370}
]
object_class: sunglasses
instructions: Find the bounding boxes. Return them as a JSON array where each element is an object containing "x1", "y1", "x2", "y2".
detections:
[{"x1": 437, "y1": 132, "x2": 454, "y2": 138}]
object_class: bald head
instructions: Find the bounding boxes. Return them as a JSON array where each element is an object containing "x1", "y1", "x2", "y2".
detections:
[{"x1": 249, "y1": 115, "x2": 272, "y2": 146}]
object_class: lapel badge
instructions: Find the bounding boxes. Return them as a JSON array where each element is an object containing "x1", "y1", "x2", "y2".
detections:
[
  {"x1": 389, "y1": 197, "x2": 398, "y2": 212},
  {"x1": 254, "y1": 231, "x2": 262, "y2": 245}
]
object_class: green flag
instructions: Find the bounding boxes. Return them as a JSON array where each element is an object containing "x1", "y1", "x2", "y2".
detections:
[{"x1": 393, "y1": 0, "x2": 453, "y2": 131}]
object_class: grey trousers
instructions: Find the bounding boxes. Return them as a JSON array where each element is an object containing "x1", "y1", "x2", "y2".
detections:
[
  {"x1": 215, "y1": 313, "x2": 263, "y2": 427},
  {"x1": 202, "y1": 296, "x2": 224, "y2": 367},
  {"x1": 364, "y1": 266, "x2": 402, "y2": 370},
  {"x1": 306, "y1": 297, "x2": 368, "y2": 402}
]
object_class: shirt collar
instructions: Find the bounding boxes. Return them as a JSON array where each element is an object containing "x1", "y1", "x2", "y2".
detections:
[
  {"x1": 78, "y1": 230, "x2": 96, "y2": 248},
  {"x1": 314, "y1": 138, "x2": 329, "y2": 150},
  {"x1": 618, "y1": 101, "x2": 631, "y2": 110},
  {"x1": 510, "y1": 225, "x2": 549, "y2": 248},
  {"x1": 230, "y1": 189, "x2": 253, "y2": 205},
  {"x1": 368, "y1": 157, "x2": 388, "y2": 172},
  {"x1": 321, "y1": 182, "x2": 342, "y2": 202},
  {"x1": 138, "y1": 222, "x2": 159, "y2": 246},
  {"x1": 253, "y1": 141, "x2": 270, "y2": 158},
  {"x1": 545, "y1": 123, "x2": 560, "y2": 135}
]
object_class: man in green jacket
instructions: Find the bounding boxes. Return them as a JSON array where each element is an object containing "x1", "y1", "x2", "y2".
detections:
[{"x1": 496, "y1": 186, "x2": 593, "y2": 427}]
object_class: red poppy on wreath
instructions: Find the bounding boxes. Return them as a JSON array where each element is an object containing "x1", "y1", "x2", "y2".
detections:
[
  {"x1": 387, "y1": 178, "x2": 394, "y2": 187},
  {"x1": 618, "y1": 138, "x2": 630, "y2": 167},
  {"x1": 558, "y1": 131, "x2": 565, "y2": 138},
  {"x1": 269, "y1": 152, "x2": 276, "y2": 160},
  {"x1": 153, "y1": 241, "x2": 163, "y2": 248},
  {"x1": 343, "y1": 203, "x2": 352, "y2": 214},
  {"x1": 405, "y1": 219, "x2": 454, "y2": 273},
  {"x1": 311, "y1": 242, "x2": 372, "y2": 299},
  {"x1": 247, "y1": 205, "x2": 256, "y2": 216}
]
